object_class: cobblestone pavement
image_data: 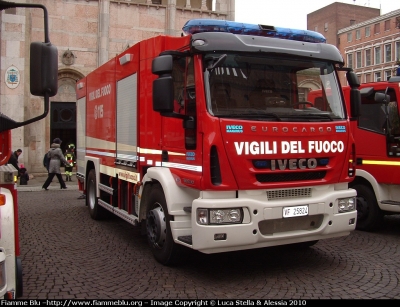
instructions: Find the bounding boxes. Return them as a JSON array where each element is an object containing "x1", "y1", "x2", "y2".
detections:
[{"x1": 17, "y1": 189, "x2": 400, "y2": 300}]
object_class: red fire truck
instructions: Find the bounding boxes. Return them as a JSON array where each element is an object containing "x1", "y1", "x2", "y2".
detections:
[
  {"x1": 76, "y1": 19, "x2": 361, "y2": 265},
  {"x1": 0, "y1": 1, "x2": 57, "y2": 298},
  {"x1": 308, "y1": 73, "x2": 400, "y2": 231},
  {"x1": 344, "y1": 76, "x2": 400, "y2": 231}
]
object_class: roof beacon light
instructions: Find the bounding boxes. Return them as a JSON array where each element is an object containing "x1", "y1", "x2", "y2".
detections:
[{"x1": 182, "y1": 19, "x2": 326, "y2": 44}]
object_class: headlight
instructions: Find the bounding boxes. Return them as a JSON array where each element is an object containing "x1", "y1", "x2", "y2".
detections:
[
  {"x1": 196, "y1": 208, "x2": 243, "y2": 225},
  {"x1": 338, "y1": 197, "x2": 356, "y2": 213}
]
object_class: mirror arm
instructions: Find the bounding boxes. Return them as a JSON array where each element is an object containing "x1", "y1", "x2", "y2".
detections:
[
  {"x1": 0, "y1": 2, "x2": 50, "y2": 43},
  {"x1": 0, "y1": 94, "x2": 49, "y2": 132}
]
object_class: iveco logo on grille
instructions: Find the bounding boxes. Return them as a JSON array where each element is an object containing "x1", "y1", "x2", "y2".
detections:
[{"x1": 271, "y1": 158, "x2": 317, "y2": 170}]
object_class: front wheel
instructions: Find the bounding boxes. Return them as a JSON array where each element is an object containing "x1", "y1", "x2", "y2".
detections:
[
  {"x1": 87, "y1": 169, "x2": 108, "y2": 220},
  {"x1": 146, "y1": 184, "x2": 182, "y2": 266},
  {"x1": 353, "y1": 184, "x2": 383, "y2": 231}
]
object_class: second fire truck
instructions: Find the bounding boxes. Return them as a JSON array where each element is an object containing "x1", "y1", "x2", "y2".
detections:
[
  {"x1": 308, "y1": 72, "x2": 400, "y2": 231},
  {"x1": 76, "y1": 19, "x2": 360, "y2": 265},
  {"x1": 345, "y1": 76, "x2": 400, "y2": 231}
]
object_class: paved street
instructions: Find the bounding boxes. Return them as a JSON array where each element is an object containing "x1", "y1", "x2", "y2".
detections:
[{"x1": 17, "y1": 188, "x2": 400, "y2": 300}]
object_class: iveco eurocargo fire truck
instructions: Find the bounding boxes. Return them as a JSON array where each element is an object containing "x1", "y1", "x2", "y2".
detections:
[{"x1": 76, "y1": 19, "x2": 360, "y2": 265}]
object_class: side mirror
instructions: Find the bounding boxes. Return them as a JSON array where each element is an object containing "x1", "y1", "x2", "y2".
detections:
[
  {"x1": 153, "y1": 77, "x2": 174, "y2": 113},
  {"x1": 30, "y1": 42, "x2": 58, "y2": 97},
  {"x1": 375, "y1": 92, "x2": 390, "y2": 104},
  {"x1": 0, "y1": 2, "x2": 58, "y2": 132},
  {"x1": 152, "y1": 55, "x2": 174, "y2": 114},
  {"x1": 346, "y1": 71, "x2": 360, "y2": 88},
  {"x1": 346, "y1": 71, "x2": 361, "y2": 118},
  {"x1": 152, "y1": 55, "x2": 173, "y2": 75}
]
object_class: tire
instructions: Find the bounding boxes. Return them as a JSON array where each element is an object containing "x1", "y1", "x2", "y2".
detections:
[
  {"x1": 87, "y1": 169, "x2": 108, "y2": 220},
  {"x1": 353, "y1": 184, "x2": 383, "y2": 231},
  {"x1": 145, "y1": 184, "x2": 182, "y2": 266},
  {"x1": 16, "y1": 257, "x2": 23, "y2": 298}
]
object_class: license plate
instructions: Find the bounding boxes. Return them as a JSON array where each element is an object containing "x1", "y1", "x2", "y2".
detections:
[{"x1": 283, "y1": 205, "x2": 309, "y2": 218}]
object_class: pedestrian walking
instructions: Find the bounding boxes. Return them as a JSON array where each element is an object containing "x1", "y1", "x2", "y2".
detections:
[
  {"x1": 43, "y1": 152, "x2": 50, "y2": 172},
  {"x1": 42, "y1": 138, "x2": 71, "y2": 190}
]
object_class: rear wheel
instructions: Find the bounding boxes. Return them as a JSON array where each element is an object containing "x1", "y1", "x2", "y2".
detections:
[
  {"x1": 146, "y1": 184, "x2": 182, "y2": 266},
  {"x1": 353, "y1": 184, "x2": 383, "y2": 231},
  {"x1": 87, "y1": 169, "x2": 108, "y2": 220}
]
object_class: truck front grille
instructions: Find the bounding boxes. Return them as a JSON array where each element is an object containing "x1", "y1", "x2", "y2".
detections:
[{"x1": 267, "y1": 188, "x2": 311, "y2": 200}]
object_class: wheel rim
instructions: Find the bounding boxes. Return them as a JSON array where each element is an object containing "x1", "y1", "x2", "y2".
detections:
[
  {"x1": 88, "y1": 178, "x2": 96, "y2": 210},
  {"x1": 146, "y1": 205, "x2": 167, "y2": 249}
]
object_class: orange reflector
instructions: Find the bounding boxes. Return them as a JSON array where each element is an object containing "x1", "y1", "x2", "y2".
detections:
[{"x1": 0, "y1": 194, "x2": 5, "y2": 206}]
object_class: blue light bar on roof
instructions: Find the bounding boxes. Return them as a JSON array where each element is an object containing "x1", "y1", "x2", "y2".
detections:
[{"x1": 182, "y1": 19, "x2": 326, "y2": 43}]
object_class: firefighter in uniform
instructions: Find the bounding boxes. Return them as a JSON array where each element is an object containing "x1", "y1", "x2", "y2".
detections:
[{"x1": 64, "y1": 143, "x2": 76, "y2": 181}]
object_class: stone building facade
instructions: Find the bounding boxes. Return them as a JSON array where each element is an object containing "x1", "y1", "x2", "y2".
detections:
[
  {"x1": 307, "y1": 2, "x2": 380, "y2": 46},
  {"x1": 307, "y1": 2, "x2": 400, "y2": 86},
  {"x1": 0, "y1": 0, "x2": 235, "y2": 173},
  {"x1": 337, "y1": 9, "x2": 400, "y2": 85}
]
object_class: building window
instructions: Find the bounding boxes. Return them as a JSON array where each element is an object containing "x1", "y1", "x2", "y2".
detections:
[
  {"x1": 385, "y1": 44, "x2": 392, "y2": 62},
  {"x1": 384, "y1": 20, "x2": 390, "y2": 31},
  {"x1": 365, "y1": 26, "x2": 370, "y2": 37},
  {"x1": 385, "y1": 70, "x2": 392, "y2": 81},
  {"x1": 396, "y1": 41, "x2": 400, "y2": 61},
  {"x1": 374, "y1": 46, "x2": 381, "y2": 65},
  {"x1": 365, "y1": 49, "x2": 371, "y2": 66},
  {"x1": 347, "y1": 32, "x2": 352, "y2": 42},
  {"x1": 374, "y1": 23, "x2": 380, "y2": 34},
  {"x1": 356, "y1": 51, "x2": 362, "y2": 68},
  {"x1": 324, "y1": 22, "x2": 328, "y2": 32},
  {"x1": 365, "y1": 74, "x2": 371, "y2": 82},
  {"x1": 356, "y1": 29, "x2": 361, "y2": 40},
  {"x1": 347, "y1": 53, "x2": 353, "y2": 68},
  {"x1": 375, "y1": 72, "x2": 381, "y2": 82}
]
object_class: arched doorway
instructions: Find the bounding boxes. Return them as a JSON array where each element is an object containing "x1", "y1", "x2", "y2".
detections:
[{"x1": 50, "y1": 69, "x2": 84, "y2": 153}]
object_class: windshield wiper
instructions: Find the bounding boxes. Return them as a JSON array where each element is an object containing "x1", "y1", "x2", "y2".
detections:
[
  {"x1": 288, "y1": 113, "x2": 335, "y2": 121},
  {"x1": 217, "y1": 112, "x2": 282, "y2": 121}
]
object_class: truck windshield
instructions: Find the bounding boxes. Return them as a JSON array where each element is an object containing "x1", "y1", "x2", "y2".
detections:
[{"x1": 204, "y1": 53, "x2": 345, "y2": 121}]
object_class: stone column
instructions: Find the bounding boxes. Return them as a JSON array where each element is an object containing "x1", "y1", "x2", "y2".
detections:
[
  {"x1": 98, "y1": 0, "x2": 110, "y2": 67},
  {"x1": 201, "y1": 0, "x2": 207, "y2": 10},
  {"x1": 227, "y1": 0, "x2": 235, "y2": 21},
  {"x1": 166, "y1": 0, "x2": 177, "y2": 36},
  {"x1": 185, "y1": 0, "x2": 191, "y2": 9}
]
